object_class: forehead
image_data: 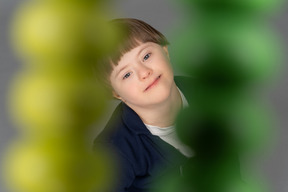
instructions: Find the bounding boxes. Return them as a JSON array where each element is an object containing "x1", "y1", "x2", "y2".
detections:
[
  {"x1": 120, "y1": 42, "x2": 157, "y2": 60},
  {"x1": 111, "y1": 42, "x2": 160, "y2": 71}
]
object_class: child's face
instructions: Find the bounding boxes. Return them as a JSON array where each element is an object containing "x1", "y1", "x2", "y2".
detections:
[{"x1": 109, "y1": 42, "x2": 175, "y2": 109}]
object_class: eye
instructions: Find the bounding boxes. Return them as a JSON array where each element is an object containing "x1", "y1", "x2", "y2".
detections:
[
  {"x1": 123, "y1": 72, "x2": 132, "y2": 79},
  {"x1": 143, "y1": 53, "x2": 151, "y2": 61}
]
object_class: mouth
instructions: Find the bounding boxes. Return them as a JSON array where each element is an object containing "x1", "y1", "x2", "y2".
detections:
[{"x1": 144, "y1": 75, "x2": 161, "y2": 92}]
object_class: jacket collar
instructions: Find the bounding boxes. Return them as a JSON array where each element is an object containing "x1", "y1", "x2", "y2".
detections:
[
  {"x1": 121, "y1": 102, "x2": 190, "y2": 165},
  {"x1": 121, "y1": 102, "x2": 152, "y2": 135}
]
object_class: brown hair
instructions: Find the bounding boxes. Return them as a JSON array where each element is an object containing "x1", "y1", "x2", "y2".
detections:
[{"x1": 94, "y1": 18, "x2": 169, "y2": 94}]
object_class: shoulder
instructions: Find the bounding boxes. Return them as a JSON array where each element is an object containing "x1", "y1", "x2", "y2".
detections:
[
  {"x1": 94, "y1": 102, "x2": 158, "y2": 176},
  {"x1": 94, "y1": 102, "x2": 133, "y2": 144},
  {"x1": 94, "y1": 102, "x2": 150, "y2": 158}
]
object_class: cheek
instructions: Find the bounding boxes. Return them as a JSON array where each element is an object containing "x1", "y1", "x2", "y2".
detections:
[
  {"x1": 114, "y1": 82, "x2": 140, "y2": 100},
  {"x1": 159, "y1": 61, "x2": 173, "y2": 75},
  {"x1": 156, "y1": 56, "x2": 172, "y2": 69}
]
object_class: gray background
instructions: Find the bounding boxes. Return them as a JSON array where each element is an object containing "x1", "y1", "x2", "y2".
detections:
[{"x1": 1, "y1": 0, "x2": 288, "y2": 191}]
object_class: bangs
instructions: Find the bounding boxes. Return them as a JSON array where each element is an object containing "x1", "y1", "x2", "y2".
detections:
[
  {"x1": 109, "y1": 37, "x2": 141, "y2": 66},
  {"x1": 108, "y1": 18, "x2": 169, "y2": 66}
]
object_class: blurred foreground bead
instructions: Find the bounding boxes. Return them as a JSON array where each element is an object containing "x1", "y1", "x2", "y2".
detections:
[
  {"x1": 177, "y1": 0, "x2": 284, "y2": 15},
  {"x1": 155, "y1": 170, "x2": 267, "y2": 192},
  {"x1": 229, "y1": 99, "x2": 276, "y2": 154},
  {"x1": 3, "y1": 139, "x2": 115, "y2": 192},
  {"x1": 176, "y1": 97, "x2": 275, "y2": 156},
  {"x1": 170, "y1": 20, "x2": 283, "y2": 87},
  {"x1": 11, "y1": 0, "x2": 120, "y2": 62},
  {"x1": 9, "y1": 69, "x2": 107, "y2": 136},
  {"x1": 176, "y1": 107, "x2": 237, "y2": 159}
]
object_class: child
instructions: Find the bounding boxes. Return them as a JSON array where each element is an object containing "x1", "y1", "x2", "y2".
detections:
[{"x1": 93, "y1": 18, "x2": 193, "y2": 192}]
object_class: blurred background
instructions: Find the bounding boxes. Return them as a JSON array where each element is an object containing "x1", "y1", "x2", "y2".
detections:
[{"x1": 0, "y1": 0, "x2": 288, "y2": 191}]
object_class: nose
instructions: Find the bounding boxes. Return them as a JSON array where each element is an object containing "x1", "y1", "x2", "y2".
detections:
[{"x1": 137, "y1": 64, "x2": 152, "y2": 80}]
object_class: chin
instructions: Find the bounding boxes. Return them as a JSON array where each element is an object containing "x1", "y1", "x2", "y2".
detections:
[{"x1": 151, "y1": 89, "x2": 171, "y2": 104}]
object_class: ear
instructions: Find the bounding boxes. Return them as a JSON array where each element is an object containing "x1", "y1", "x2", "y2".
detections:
[
  {"x1": 163, "y1": 46, "x2": 170, "y2": 60},
  {"x1": 112, "y1": 91, "x2": 122, "y2": 100}
]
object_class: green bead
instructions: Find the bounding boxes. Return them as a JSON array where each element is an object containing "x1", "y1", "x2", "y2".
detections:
[
  {"x1": 170, "y1": 19, "x2": 283, "y2": 87},
  {"x1": 176, "y1": 0, "x2": 284, "y2": 14}
]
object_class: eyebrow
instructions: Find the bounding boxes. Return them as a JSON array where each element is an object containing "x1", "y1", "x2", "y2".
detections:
[
  {"x1": 137, "y1": 44, "x2": 151, "y2": 59},
  {"x1": 115, "y1": 65, "x2": 128, "y2": 78},
  {"x1": 115, "y1": 44, "x2": 152, "y2": 78}
]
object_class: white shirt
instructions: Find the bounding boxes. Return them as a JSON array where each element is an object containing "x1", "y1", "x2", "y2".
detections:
[{"x1": 145, "y1": 88, "x2": 193, "y2": 158}]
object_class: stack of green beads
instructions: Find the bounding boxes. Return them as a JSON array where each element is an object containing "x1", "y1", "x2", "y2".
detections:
[{"x1": 158, "y1": 0, "x2": 285, "y2": 191}]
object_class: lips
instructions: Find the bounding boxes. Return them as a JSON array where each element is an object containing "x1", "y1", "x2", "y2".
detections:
[{"x1": 144, "y1": 75, "x2": 161, "y2": 92}]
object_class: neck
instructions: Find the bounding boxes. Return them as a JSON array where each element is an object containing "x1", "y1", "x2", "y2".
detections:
[{"x1": 131, "y1": 82, "x2": 182, "y2": 128}]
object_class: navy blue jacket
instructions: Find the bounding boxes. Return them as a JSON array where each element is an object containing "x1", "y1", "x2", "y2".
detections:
[{"x1": 93, "y1": 76, "x2": 193, "y2": 192}]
